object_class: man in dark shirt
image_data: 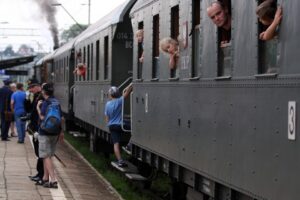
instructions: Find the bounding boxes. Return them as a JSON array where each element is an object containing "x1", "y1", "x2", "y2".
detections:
[
  {"x1": 27, "y1": 81, "x2": 44, "y2": 182},
  {"x1": 0, "y1": 79, "x2": 13, "y2": 141},
  {"x1": 207, "y1": 1, "x2": 231, "y2": 47}
]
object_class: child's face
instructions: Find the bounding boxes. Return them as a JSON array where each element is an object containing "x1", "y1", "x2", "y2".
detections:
[
  {"x1": 167, "y1": 43, "x2": 177, "y2": 54},
  {"x1": 136, "y1": 33, "x2": 143, "y2": 43}
]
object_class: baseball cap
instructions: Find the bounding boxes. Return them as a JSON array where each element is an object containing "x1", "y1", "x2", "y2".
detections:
[{"x1": 27, "y1": 79, "x2": 40, "y2": 89}]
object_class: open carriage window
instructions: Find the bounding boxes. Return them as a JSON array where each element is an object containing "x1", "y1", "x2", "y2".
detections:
[
  {"x1": 137, "y1": 22, "x2": 144, "y2": 80},
  {"x1": 217, "y1": 0, "x2": 232, "y2": 77},
  {"x1": 257, "y1": 0, "x2": 279, "y2": 74},
  {"x1": 87, "y1": 44, "x2": 90, "y2": 80},
  {"x1": 104, "y1": 36, "x2": 109, "y2": 80},
  {"x1": 152, "y1": 14, "x2": 159, "y2": 79},
  {"x1": 192, "y1": 0, "x2": 201, "y2": 78},
  {"x1": 63, "y1": 57, "x2": 66, "y2": 82},
  {"x1": 91, "y1": 43, "x2": 94, "y2": 81},
  {"x1": 96, "y1": 40, "x2": 100, "y2": 80},
  {"x1": 66, "y1": 56, "x2": 69, "y2": 83},
  {"x1": 170, "y1": 5, "x2": 179, "y2": 78},
  {"x1": 83, "y1": 47, "x2": 86, "y2": 81}
]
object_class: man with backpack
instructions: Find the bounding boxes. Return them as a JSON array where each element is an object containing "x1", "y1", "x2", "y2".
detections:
[{"x1": 36, "y1": 83, "x2": 63, "y2": 189}]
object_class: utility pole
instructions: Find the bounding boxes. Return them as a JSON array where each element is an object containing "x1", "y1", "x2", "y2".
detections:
[{"x1": 88, "y1": 0, "x2": 91, "y2": 25}]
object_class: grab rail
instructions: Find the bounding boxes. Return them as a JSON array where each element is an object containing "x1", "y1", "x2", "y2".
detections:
[
  {"x1": 118, "y1": 77, "x2": 132, "y2": 90},
  {"x1": 121, "y1": 81, "x2": 133, "y2": 133}
]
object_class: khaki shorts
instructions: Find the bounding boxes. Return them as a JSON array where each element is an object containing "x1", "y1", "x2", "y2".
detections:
[{"x1": 38, "y1": 135, "x2": 59, "y2": 158}]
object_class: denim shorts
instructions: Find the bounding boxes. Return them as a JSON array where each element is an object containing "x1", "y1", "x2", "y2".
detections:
[
  {"x1": 38, "y1": 135, "x2": 59, "y2": 158},
  {"x1": 109, "y1": 124, "x2": 123, "y2": 144}
]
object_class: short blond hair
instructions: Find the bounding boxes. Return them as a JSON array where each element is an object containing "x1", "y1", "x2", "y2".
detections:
[
  {"x1": 159, "y1": 37, "x2": 178, "y2": 53},
  {"x1": 135, "y1": 29, "x2": 144, "y2": 37}
]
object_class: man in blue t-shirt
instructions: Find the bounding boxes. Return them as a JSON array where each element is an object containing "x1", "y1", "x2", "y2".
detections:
[
  {"x1": 105, "y1": 84, "x2": 132, "y2": 167},
  {"x1": 10, "y1": 83, "x2": 26, "y2": 143}
]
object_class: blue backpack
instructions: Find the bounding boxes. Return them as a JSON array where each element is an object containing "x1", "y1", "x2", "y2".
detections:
[{"x1": 40, "y1": 98, "x2": 62, "y2": 135}]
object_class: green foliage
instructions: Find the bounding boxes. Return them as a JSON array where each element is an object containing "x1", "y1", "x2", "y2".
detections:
[{"x1": 60, "y1": 24, "x2": 88, "y2": 43}]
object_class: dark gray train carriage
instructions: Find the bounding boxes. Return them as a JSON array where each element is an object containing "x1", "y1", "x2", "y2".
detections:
[
  {"x1": 130, "y1": 0, "x2": 300, "y2": 199},
  {"x1": 72, "y1": 0, "x2": 136, "y2": 149},
  {"x1": 34, "y1": 52, "x2": 56, "y2": 84},
  {"x1": 52, "y1": 39, "x2": 76, "y2": 122}
]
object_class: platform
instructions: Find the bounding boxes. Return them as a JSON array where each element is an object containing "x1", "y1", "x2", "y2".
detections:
[{"x1": 0, "y1": 134, "x2": 122, "y2": 200}]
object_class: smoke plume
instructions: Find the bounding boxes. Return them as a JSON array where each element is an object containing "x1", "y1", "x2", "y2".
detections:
[{"x1": 33, "y1": 0, "x2": 59, "y2": 48}]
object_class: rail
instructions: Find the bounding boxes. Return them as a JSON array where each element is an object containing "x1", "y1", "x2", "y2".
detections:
[
  {"x1": 118, "y1": 77, "x2": 132, "y2": 90},
  {"x1": 118, "y1": 77, "x2": 133, "y2": 133}
]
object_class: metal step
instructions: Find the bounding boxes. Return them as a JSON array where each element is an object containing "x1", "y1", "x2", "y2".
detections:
[
  {"x1": 111, "y1": 161, "x2": 138, "y2": 173},
  {"x1": 125, "y1": 173, "x2": 147, "y2": 181}
]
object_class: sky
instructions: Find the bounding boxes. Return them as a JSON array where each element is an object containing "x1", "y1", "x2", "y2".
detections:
[{"x1": 0, "y1": 0, "x2": 128, "y2": 53}]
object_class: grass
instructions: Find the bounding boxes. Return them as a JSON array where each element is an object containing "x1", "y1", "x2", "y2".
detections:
[{"x1": 64, "y1": 132, "x2": 170, "y2": 200}]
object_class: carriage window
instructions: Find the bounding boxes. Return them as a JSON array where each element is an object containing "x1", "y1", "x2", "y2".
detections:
[
  {"x1": 83, "y1": 47, "x2": 86, "y2": 81},
  {"x1": 96, "y1": 40, "x2": 100, "y2": 80},
  {"x1": 104, "y1": 36, "x2": 109, "y2": 80},
  {"x1": 64, "y1": 57, "x2": 66, "y2": 82},
  {"x1": 217, "y1": 0, "x2": 232, "y2": 77},
  {"x1": 192, "y1": 0, "x2": 201, "y2": 78},
  {"x1": 91, "y1": 43, "x2": 94, "y2": 81},
  {"x1": 152, "y1": 14, "x2": 159, "y2": 79},
  {"x1": 66, "y1": 56, "x2": 69, "y2": 83},
  {"x1": 87, "y1": 45, "x2": 90, "y2": 81},
  {"x1": 60, "y1": 60, "x2": 63, "y2": 82},
  {"x1": 137, "y1": 22, "x2": 144, "y2": 80},
  {"x1": 257, "y1": 0, "x2": 279, "y2": 74},
  {"x1": 170, "y1": 5, "x2": 179, "y2": 78}
]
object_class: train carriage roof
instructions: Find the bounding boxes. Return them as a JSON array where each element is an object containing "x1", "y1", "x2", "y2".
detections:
[
  {"x1": 35, "y1": 50, "x2": 57, "y2": 66},
  {"x1": 75, "y1": 0, "x2": 136, "y2": 45},
  {"x1": 130, "y1": 0, "x2": 156, "y2": 16},
  {"x1": 54, "y1": 36, "x2": 78, "y2": 57}
]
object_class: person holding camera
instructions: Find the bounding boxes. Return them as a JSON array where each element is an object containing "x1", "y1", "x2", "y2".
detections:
[
  {"x1": 10, "y1": 83, "x2": 26, "y2": 143},
  {"x1": 27, "y1": 81, "x2": 44, "y2": 182}
]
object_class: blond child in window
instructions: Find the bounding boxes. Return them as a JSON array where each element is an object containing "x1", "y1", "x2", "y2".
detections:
[
  {"x1": 159, "y1": 37, "x2": 179, "y2": 70},
  {"x1": 136, "y1": 29, "x2": 144, "y2": 63}
]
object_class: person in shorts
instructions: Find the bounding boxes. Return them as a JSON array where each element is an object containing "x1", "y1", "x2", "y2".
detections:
[
  {"x1": 105, "y1": 84, "x2": 132, "y2": 167},
  {"x1": 36, "y1": 83, "x2": 64, "y2": 188}
]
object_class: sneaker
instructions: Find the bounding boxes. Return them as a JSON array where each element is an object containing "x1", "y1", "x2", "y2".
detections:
[
  {"x1": 36, "y1": 179, "x2": 48, "y2": 186},
  {"x1": 43, "y1": 181, "x2": 58, "y2": 189},
  {"x1": 117, "y1": 160, "x2": 128, "y2": 168},
  {"x1": 29, "y1": 174, "x2": 40, "y2": 182}
]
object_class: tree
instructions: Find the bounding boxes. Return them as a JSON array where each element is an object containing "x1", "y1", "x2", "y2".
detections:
[
  {"x1": 3, "y1": 45, "x2": 16, "y2": 57},
  {"x1": 17, "y1": 44, "x2": 34, "y2": 56},
  {"x1": 60, "y1": 24, "x2": 88, "y2": 43}
]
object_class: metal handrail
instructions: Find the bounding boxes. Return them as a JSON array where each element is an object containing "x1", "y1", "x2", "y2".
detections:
[
  {"x1": 121, "y1": 81, "x2": 132, "y2": 133},
  {"x1": 118, "y1": 76, "x2": 132, "y2": 90}
]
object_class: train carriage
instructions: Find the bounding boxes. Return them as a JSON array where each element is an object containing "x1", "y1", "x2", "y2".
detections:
[
  {"x1": 129, "y1": 0, "x2": 300, "y2": 199},
  {"x1": 72, "y1": 0, "x2": 136, "y2": 148},
  {"x1": 52, "y1": 39, "x2": 76, "y2": 119},
  {"x1": 34, "y1": 51, "x2": 56, "y2": 84}
]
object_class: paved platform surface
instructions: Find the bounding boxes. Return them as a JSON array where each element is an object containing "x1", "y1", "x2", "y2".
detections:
[{"x1": 0, "y1": 134, "x2": 122, "y2": 200}]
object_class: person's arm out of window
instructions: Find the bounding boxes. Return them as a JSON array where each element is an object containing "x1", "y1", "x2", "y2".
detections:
[{"x1": 260, "y1": 6, "x2": 282, "y2": 41}]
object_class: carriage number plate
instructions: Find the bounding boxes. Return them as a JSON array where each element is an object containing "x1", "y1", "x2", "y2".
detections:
[{"x1": 288, "y1": 101, "x2": 296, "y2": 140}]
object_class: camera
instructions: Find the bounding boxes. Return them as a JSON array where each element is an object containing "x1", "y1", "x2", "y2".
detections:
[{"x1": 20, "y1": 113, "x2": 31, "y2": 121}]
